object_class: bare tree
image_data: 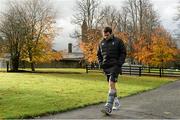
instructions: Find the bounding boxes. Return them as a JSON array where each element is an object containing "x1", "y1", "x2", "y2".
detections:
[
  {"x1": 100, "y1": 5, "x2": 118, "y2": 31},
  {"x1": 121, "y1": 0, "x2": 159, "y2": 38},
  {"x1": 116, "y1": 7, "x2": 130, "y2": 32},
  {"x1": 72, "y1": 0, "x2": 101, "y2": 29},
  {"x1": 138, "y1": 0, "x2": 159, "y2": 35},
  {"x1": 174, "y1": 1, "x2": 180, "y2": 40},
  {"x1": 115, "y1": 0, "x2": 159, "y2": 64}
]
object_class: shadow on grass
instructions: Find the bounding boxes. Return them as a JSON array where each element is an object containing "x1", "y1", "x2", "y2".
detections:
[{"x1": 7, "y1": 70, "x2": 83, "y2": 74}]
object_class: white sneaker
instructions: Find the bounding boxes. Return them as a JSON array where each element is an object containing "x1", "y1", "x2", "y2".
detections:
[
  {"x1": 101, "y1": 103, "x2": 112, "y2": 115},
  {"x1": 112, "y1": 97, "x2": 121, "y2": 110}
]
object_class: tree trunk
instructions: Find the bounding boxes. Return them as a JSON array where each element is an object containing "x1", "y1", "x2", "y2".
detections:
[
  {"x1": 29, "y1": 57, "x2": 35, "y2": 72},
  {"x1": 11, "y1": 57, "x2": 19, "y2": 72},
  {"x1": 28, "y1": 50, "x2": 35, "y2": 72},
  {"x1": 31, "y1": 62, "x2": 35, "y2": 72}
]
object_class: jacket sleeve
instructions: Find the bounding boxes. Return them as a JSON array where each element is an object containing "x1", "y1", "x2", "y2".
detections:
[
  {"x1": 97, "y1": 44, "x2": 103, "y2": 66},
  {"x1": 118, "y1": 39, "x2": 127, "y2": 67}
]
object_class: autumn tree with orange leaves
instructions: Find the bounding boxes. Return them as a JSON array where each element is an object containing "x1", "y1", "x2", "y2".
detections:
[
  {"x1": 133, "y1": 34, "x2": 153, "y2": 65},
  {"x1": 133, "y1": 26, "x2": 178, "y2": 67},
  {"x1": 80, "y1": 29, "x2": 102, "y2": 64},
  {"x1": 21, "y1": 33, "x2": 63, "y2": 64},
  {"x1": 150, "y1": 27, "x2": 178, "y2": 67},
  {"x1": 115, "y1": 32, "x2": 129, "y2": 44}
]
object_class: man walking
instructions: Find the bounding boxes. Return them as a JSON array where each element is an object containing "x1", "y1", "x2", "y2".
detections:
[{"x1": 97, "y1": 27, "x2": 126, "y2": 115}]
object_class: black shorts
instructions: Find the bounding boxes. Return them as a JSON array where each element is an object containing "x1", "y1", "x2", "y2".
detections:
[
  {"x1": 103, "y1": 65, "x2": 120, "y2": 83},
  {"x1": 106, "y1": 73, "x2": 119, "y2": 82}
]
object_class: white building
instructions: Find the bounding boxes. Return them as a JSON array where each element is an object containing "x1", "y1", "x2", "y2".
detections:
[{"x1": 0, "y1": 53, "x2": 10, "y2": 68}]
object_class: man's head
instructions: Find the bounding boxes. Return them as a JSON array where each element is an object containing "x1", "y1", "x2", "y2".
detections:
[{"x1": 103, "y1": 27, "x2": 112, "y2": 39}]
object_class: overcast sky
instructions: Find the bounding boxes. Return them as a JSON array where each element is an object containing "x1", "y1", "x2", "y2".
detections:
[{"x1": 0, "y1": 0, "x2": 179, "y2": 50}]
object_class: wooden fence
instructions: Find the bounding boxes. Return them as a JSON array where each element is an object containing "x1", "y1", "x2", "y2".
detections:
[{"x1": 86, "y1": 65, "x2": 180, "y2": 77}]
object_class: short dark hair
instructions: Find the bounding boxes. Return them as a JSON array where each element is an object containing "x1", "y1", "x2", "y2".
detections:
[{"x1": 104, "y1": 27, "x2": 112, "y2": 34}]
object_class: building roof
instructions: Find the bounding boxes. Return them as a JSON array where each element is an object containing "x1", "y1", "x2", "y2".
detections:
[{"x1": 63, "y1": 52, "x2": 83, "y2": 59}]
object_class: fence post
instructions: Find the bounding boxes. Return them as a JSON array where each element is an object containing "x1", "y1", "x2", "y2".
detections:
[
  {"x1": 139, "y1": 67, "x2": 142, "y2": 76},
  {"x1": 159, "y1": 67, "x2": 162, "y2": 77},
  {"x1": 6, "y1": 61, "x2": 9, "y2": 72},
  {"x1": 130, "y1": 65, "x2": 131, "y2": 75},
  {"x1": 148, "y1": 66, "x2": 151, "y2": 73}
]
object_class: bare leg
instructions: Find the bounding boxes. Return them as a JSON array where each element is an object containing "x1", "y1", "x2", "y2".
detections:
[{"x1": 109, "y1": 80, "x2": 116, "y2": 91}]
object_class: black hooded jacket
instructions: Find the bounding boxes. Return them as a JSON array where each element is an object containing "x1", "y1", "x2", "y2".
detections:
[{"x1": 97, "y1": 35, "x2": 126, "y2": 69}]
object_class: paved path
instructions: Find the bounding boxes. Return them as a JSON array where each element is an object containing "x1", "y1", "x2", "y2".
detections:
[{"x1": 40, "y1": 80, "x2": 180, "y2": 119}]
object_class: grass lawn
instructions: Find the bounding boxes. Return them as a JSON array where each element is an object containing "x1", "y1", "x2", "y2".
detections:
[{"x1": 0, "y1": 68, "x2": 177, "y2": 119}]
